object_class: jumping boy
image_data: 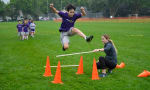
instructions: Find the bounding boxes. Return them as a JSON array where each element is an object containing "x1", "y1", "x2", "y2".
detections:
[{"x1": 50, "y1": 4, "x2": 93, "y2": 51}]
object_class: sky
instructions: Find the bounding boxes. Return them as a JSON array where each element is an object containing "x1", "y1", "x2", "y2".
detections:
[{"x1": 2, "y1": 0, "x2": 10, "y2": 4}]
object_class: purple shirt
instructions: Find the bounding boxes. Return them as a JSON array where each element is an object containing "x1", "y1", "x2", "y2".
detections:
[
  {"x1": 23, "y1": 24, "x2": 29, "y2": 32},
  {"x1": 28, "y1": 21, "x2": 31, "y2": 25},
  {"x1": 58, "y1": 11, "x2": 82, "y2": 32},
  {"x1": 17, "y1": 24, "x2": 23, "y2": 32}
]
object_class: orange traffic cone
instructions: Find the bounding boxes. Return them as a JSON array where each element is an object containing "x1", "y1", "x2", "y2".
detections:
[
  {"x1": 43, "y1": 56, "x2": 52, "y2": 77},
  {"x1": 120, "y1": 62, "x2": 125, "y2": 68},
  {"x1": 116, "y1": 62, "x2": 125, "y2": 68},
  {"x1": 76, "y1": 56, "x2": 84, "y2": 74},
  {"x1": 115, "y1": 64, "x2": 121, "y2": 68},
  {"x1": 137, "y1": 70, "x2": 149, "y2": 77},
  {"x1": 92, "y1": 58, "x2": 100, "y2": 80},
  {"x1": 51, "y1": 61, "x2": 63, "y2": 84},
  {"x1": 147, "y1": 71, "x2": 150, "y2": 76}
]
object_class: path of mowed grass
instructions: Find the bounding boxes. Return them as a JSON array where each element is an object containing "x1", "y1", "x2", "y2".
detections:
[{"x1": 0, "y1": 21, "x2": 150, "y2": 90}]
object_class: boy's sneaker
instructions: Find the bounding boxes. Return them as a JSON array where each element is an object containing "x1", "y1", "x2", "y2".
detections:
[
  {"x1": 62, "y1": 46, "x2": 66, "y2": 51},
  {"x1": 108, "y1": 69, "x2": 113, "y2": 74},
  {"x1": 99, "y1": 73, "x2": 107, "y2": 77},
  {"x1": 86, "y1": 35, "x2": 93, "y2": 42}
]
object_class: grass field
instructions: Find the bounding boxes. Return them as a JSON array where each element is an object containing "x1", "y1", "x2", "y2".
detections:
[{"x1": 0, "y1": 20, "x2": 150, "y2": 90}]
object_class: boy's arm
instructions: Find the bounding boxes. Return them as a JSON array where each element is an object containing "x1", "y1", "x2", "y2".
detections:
[
  {"x1": 50, "y1": 3, "x2": 59, "y2": 14},
  {"x1": 80, "y1": 7, "x2": 86, "y2": 16}
]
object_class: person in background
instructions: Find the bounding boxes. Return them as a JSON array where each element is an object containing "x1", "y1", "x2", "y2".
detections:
[
  {"x1": 29, "y1": 20, "x2": 36, "y2": 37},
  {"x1": 17, "y1": 20, "x2": 24, "y2": 40},
  {"x1": 28, "y1": 19, "x2": 32, "y2": 35},
  {"x1": 22, "y1": 18, "x2": 29, "y2": 40}
]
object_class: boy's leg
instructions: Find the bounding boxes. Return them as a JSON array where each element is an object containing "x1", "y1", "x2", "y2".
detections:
[
  {"x1": 33, "y1": 31, "x2": 35, "y2": 35},
  {"x1": 24, "y1": 32, "x2": 26, "y2": 39},
  {"x1": 18, "y1": 32, "x2": 21, "y2": 40},
  {"x1": 60, "y1": 32, "x2": 69, "y2": 51},
  {"x1": 21, "y1": 32, "x2": 25, "y2": 40},
  {"x1": 24, "y1": 32, "x2": 29, "y2": 40},
  {"x1": 32, "y1": 30, "x2": 35, "y2": 37},
  {"x1": 30, "y1": 29, "x2": 34, "y2": 37},
  {"x1": 32, "y1": 32, "x2": 34, "y2": 37},
  {"x1": 71, "y1": 28, "x2": 86, "y2": 39},
  {"x1": 22, "y1": 35, "x2": 24, "y2": 40},
  {"x1": 71, "y1": 28, "x2": 93, "y2": 42},
  {"x1": 63, "y1": 43, "x2": 69, "y2": 51},
  {"x1": 27, "y1": 36, "x2": 28, "y2": 40},
  {"x1": 25, "y1": 35, "x2": 27, "y2": 39},
  {"x1": 31, "y1": 32, "x2": 34, "y2": 37},
  {"x1": 26, "y1": 32, "x2": 29, "y2": 40},
  {"x1": 29, "y1": 29, "x2": 30, "y2": 35},
  {"x1": 24, "y1": 35, "x2": 26, "y2": 39}
]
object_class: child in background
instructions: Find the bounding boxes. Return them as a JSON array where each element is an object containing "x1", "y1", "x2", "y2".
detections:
[
  {"x1": 28, "y1": 19, "x2": 32, "y2": 35},
  {"x1": 17, "y1": 20, "x2": 24, "y2": 40},
  {"x1": 29, "y1": 20, "x2": 36, "y2": 37},
  {"x1": 22, "y1": 19, "x2": 29, "y2": 40}
]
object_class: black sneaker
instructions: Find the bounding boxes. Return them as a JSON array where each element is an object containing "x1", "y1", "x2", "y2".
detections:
[
  {"x1": 62, "y1": 46, "x2": 66, "y2": 51},
  {"x1": 86, "y1": 35, "x2": 93, "y2": 42}
]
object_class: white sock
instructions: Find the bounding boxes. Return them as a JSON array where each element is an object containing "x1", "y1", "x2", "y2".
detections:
[
  {"x1": 22, "y1": 36, "x2": 24, "y2": 40},
  {"x1": 31, "y1": 34, "x2": 34, "y2": 37},
  {"x1": 84, "y1": 36, "x2": 87, "y2": 40},
  {"x1": 27, "y1": 36, "x2": 28, "y2": 40}
]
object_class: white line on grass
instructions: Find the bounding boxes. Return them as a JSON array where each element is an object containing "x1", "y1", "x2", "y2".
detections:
[{"x1": 128, "y1": 35, "x2": 144, "y2": 37}]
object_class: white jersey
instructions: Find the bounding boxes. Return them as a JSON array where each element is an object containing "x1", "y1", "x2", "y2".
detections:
[{"x1": 30, "y1": 23, "x2": 36, "y2": 29}]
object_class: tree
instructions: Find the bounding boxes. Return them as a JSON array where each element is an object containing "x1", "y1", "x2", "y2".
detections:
[{"x1": 0, "y1": 0, "x2": 6, "y2": 18}]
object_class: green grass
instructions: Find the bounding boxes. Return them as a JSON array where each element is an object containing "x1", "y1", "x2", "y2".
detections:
[{"x1": 0, "y1": 20, "x2": 150, "y2": 90}]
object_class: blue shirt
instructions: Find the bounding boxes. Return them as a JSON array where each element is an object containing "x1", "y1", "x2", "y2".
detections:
[
  {"x1": 28, "y1": 21, "x2": 31, "y2": 25},
  {"x1": 58, "y1": 11, "x2": 82, "y2": 32},
  {"x1": 17, "y1": 24, "x2": 23, "y2": 32},
  {"x1": 104, "y1": 42, "x2": 117, "y2": 64},
  {"x1": 23, "y1": 24, "x2": 29, "y2": 32}
]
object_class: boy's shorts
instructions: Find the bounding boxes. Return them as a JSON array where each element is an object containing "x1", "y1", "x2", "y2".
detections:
[
  {"x1": 31, "y1": 29, "x2": 35, "y2": 32},
  {"x1": 18, "y1": 32, "x2": 25, "y2": 36},
  {"x1": 24, "y1": 32, "x2": 29, "y2": 35},
  {"x1": 29, "y1": 29, "x2": 31, "y2": 32},
  {"x1": 60, "y1": 27, "x2": 75, "y2": 45}
]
